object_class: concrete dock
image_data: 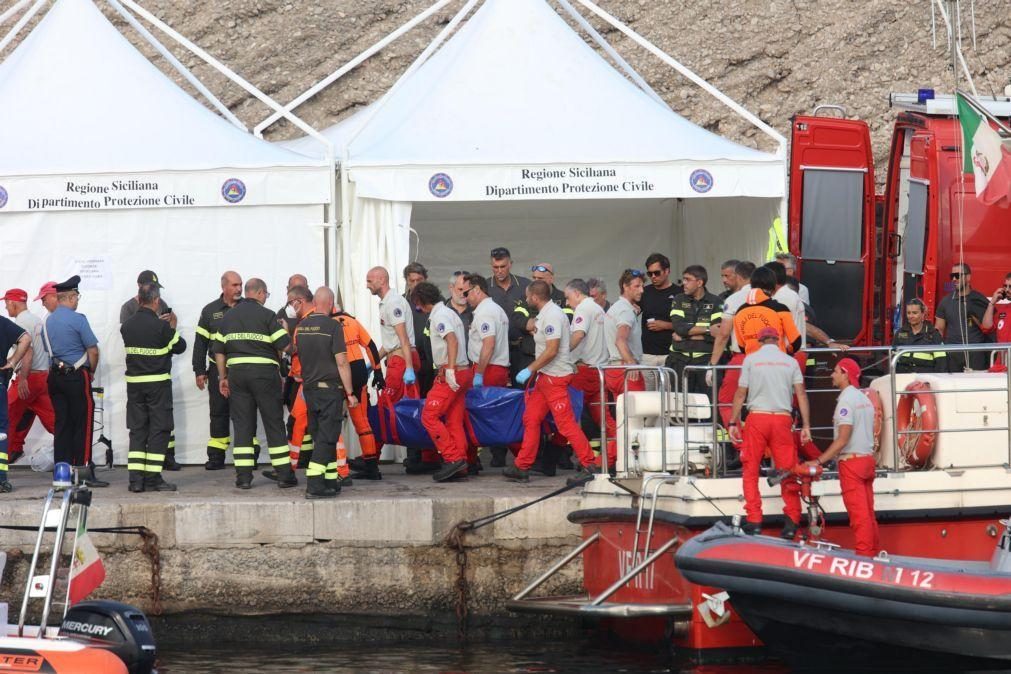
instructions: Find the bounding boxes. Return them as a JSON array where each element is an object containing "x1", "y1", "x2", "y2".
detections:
[{"x1": 0, "y1": 462, "x2": 585, "y2": 643}]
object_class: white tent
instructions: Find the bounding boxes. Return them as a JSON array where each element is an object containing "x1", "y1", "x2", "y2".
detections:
[
  {"x1": 0, "y1": 0, "x2": 332, "y2": 464},
  {"x1": 276, "y1": 0, "x2": 785, "y2": 336}
]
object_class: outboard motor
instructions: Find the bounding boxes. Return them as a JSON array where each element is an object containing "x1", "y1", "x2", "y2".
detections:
[
  {"x1": 60, "y1": 600, "x2": 156, "y2": 674},
  {"x1": 991, "y1": 519, "x2": 1011, "y2": 573}
]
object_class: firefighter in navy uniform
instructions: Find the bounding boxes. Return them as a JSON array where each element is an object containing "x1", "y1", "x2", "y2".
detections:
[
  {"x1": 510, "y1": 263, "x2": 573, "y2": 374},
  {"x1": 193, "y1": 271, "x2": 260, "y2": 469},
  {"x1": 892, "y1": 298, "x2": 947, "y2": 373},
  {"x1": 120, "y1": 283, "x2": 186, "y2": 493},
  {"x1": 293, "y1": 287, "x2": 358, "y2": 499},
  {"x1": 666, "y1": 265, "x2": 723, "y2": 395},
  {"x1": 212, "y1": 278, "x2": 294, "y2": 490}
]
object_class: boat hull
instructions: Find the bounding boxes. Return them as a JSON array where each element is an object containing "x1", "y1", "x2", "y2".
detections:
[{"x1": 0, "y1": 636, "x2": 128, "y2": 674}]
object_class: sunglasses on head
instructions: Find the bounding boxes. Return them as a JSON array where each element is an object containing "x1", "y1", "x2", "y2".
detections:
[
  {"x1": 452, "y1": 270, "x2": 470, "y2": 277},
  {"x1": 490, "y1": 247, "x2": 510, "y2": 258},
  {"x1": 531, "y1": 265, "x2": 551, "y2": 273},
  {"x1": 646, "y1": 269, "x2": 664, "y2": 277},
  {"x1": 625, "y1": 269, "x2": 645, "y2": 278}
]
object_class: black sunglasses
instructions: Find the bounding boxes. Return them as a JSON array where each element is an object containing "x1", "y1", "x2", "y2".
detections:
[
  {"x1": 950, "y1": 272, "x2": 962, "y2": 280},
  {"x1": 646, "y1": 269, "x2": 664, "y2": 277},
  {"x1": 531, "y1": 265, "x2": 551, "y2": 273}
]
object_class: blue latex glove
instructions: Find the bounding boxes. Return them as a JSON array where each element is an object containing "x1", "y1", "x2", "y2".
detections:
[
  {"x1": 403, "y1": 367, "x2": 417, "y2": 385},
  {"x1": 515, "y1": 368, "x2": 532, "y2": 385},
  {"x1": 473, "y1": 373, "x2": 484, "y2": 389}
]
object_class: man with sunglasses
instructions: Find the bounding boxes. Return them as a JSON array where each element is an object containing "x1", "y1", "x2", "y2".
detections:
[
  {"x1": 641, "y1": 253, "x2": 681, "y2": 389},
  {"x1": 982, "y1": 273, "x2": 1011, "y2": 366},
  {"x1": 935, "y1": 263, "x2": 990, "y2": 371}
]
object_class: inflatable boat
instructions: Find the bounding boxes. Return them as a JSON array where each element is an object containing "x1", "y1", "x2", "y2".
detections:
[
  {"x1": 676, "y1": 519, "x2": 1011, "y2": 665},
  {"x1": 0, "y1": 464, "x2": 156, "y2": 674}
]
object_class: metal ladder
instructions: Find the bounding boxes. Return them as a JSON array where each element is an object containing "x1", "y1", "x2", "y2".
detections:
[{"x1": 16, "y1": 482, "x2": 90, "y2": 637}]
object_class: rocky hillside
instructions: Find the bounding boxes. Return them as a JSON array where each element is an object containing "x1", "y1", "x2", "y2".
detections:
[{"x1": 7, "y1": 0, "x2": 1011, "y2": 182}]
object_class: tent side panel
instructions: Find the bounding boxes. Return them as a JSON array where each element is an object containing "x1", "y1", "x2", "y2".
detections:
[{"x1": 674, "y1": 197, "x2": 778, "y2": 281}]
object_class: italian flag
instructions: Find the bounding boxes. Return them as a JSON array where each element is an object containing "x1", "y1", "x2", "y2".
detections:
[
  {"x1": 68, "y1": 518, "x2": 106, "y2": 604},
  {"x1": 957, "y1": 92, "x2": 1011, "y2": 206}
]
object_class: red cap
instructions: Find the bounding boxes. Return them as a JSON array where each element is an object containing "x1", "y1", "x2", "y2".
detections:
[
  {"x1": 2, "y1": 288, "x2": 28, "y2": 302},
  {"x1": 34, "y1": 281, "x2": 57, "y2": 301},
  {"x1": 837, "y1": 358, "x2": 861, "y2": 388},
  {"x1": 757, "y1": 326, "x2": 780, "y2": 342}
]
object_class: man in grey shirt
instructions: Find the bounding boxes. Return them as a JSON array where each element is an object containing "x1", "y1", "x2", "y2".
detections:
[
  {"x1": 806, "y1": 357, "x2": 879, "y2": 557},
  {"x1": 729, "y1": 326, "x2": 811, "y2": 538}
]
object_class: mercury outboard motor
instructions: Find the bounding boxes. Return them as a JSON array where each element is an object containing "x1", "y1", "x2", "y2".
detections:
[{"x1": 60, "y1": 600, "x2": 156, "y2": 674}]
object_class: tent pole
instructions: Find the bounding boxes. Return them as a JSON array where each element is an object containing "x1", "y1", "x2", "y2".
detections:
[
  {"x1": 342, "y1": 0, "x2": 481, "y2": 152},
  {"x1": 0, "y1": 0, "x2": 32, "y2": 28},
  {"x1": 254, "y1": 0, "x2": 455, "y2": 137},
  {"x1": 104, "y1": 0, "x2": 247, "y2": 131},
  {"x1": 339, "y1": 148, "x2": 351, "y2": 310},
  {"x1": 553, "y1": 0, "x2": 669, "y2": 110},
  {"x1": 574, "y1": 0, "x2": 786, "y2": 150},
  {"x1": 0, "y1": 0, "x2": 46, "y2": 54}
]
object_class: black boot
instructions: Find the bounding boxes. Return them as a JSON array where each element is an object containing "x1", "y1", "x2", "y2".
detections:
[
  {"x1": 81, "y1": 464, "x2": 109, "y2": 488},
  {"x1": 530, "y1": 443, "x2": 559, "y2": 477},
  {"x1": 781, "y1": 518, "x2": 799, "y2": 540},
  {"x1": 433, "y1": 460, "x2": 468, "y2": 482},
  {"x1": 163, "y1": 454, "x2": 182, "y2": 471},
  {"x1": 128, "y1": 473, "x2": 145, "y2": 493},
  {"x1": 235, "y1": 473, "x2": 253, "y2": 490},
  {"x1": 350, "y1": 457, "x2": 382, "y2": 481},
  {"x1": 306, "y1": 476, "x2": 338, "y2": 500},
  {"x1": 272, "y1": 465, "x2": 298, "y2": 489},
  {"x1": 566, "y1": 463, "x2": 600, "y2": 487},
  {"x1": 741, "y1": 521, "x2": 761, "y2": 535},
  {"x1": 205, "y1": 459, "x2": 226, "y2": 470},
  {"x1": 144, "y1": 474, "x2": 177, "y2": 492},
  {"x1": 326, "y1": 477, "x2": 344, "y2": 495},
  {"x1": 0, "y1": 479, "x2": 12, "y2": 493},
  {"x1": 489, "y1": 446, "x2": 507, "y2": 468}
]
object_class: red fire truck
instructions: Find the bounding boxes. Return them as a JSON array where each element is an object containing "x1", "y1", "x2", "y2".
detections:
[{"x1": 789, "y1": 92, "x2": 1011, "y2": 346}]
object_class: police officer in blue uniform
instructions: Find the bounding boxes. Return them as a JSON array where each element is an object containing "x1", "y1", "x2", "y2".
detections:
[{"x1": 42, "y1": 276, "x2": 108, "y2": 487}]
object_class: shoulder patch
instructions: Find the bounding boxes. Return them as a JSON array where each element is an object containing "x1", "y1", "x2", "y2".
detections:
[
  {"x1": 393, "y1": 307, "x2": 403, "y2": 318},
  {"x1": 545, "y1": 324, "x2": 556, "y2": 335},
  {"x1": 481, "y1": 322, "x2": 490, "y2": 333}
]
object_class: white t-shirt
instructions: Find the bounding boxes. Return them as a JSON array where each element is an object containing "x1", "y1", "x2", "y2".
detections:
[
  {"x1": 605, "y1": 297, "x2": 643, "y2": 363},
  {"x1": 834, "y1": 385, "x2": 876, "y2": 456},
  {"x1": 798, "y1": 282, "x2": 811, "y2": 306},
  {"x1": 428, "y1": 302, "x2": 469, "y2": 368},
  {"x1": 469, "y1": 298, "x2": 510, "y2": 367},
  {"x1": 722, "y1": 284, "x2": 750, "y2": 352},
  {"x1": 378, "y1": 292, "x2": 415, "y2": 352},
  {"x1": 739, "y1": 343, "x2": 802, "y2": 413},
  {"x1": 570, "y1": 297, "x2": 608, "y2": 366},
  {"x1": 535, "y1": 301, "x2": 573, "y2": 377},
  {"x1": 774, "y1": 285, "x2": 807, "y2": 349},
  {"x1": 15, "y1": 310, "x2": 49, "y2": 371}
]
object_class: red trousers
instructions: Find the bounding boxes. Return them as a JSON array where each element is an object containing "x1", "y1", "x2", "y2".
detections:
[
  {"x1": 7, "y1": 370, "x2": 56, "y2": 457},
  {"x1": 604, "y1": 368, "x2": 646, "y2": 398},
  {"x1": 572, "y1": 365, "x2": 618, "y2": 467},
  {"x1": 718, "y1": 354, "x2": 746, "y2": 448},
  {"x1": 384, "y1": 351, "x2": 422, "y2": 401},
  {"x1": 516, "y1": 374, "x2": 595, "y2": 471},
  {"x1": 421, "y1": 368, "x2": 473, "y2": 463},
  {"x1": 741, "y1": 412, "x2": 801, "y2": 524},
  {"x1": 839, "y1": 455, "x2": 879, "y2": 557},
  {"x1": 479, "y1": 364, "x2": 510, "y2": 387}
]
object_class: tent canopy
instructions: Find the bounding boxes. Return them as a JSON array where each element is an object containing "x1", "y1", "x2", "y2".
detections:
[
  {"x1": 0, "y1": 0, "x2": 324, "y2": 176},
  {"x1": 285, "y1": 0, "x2": 782, "y2": 203}
]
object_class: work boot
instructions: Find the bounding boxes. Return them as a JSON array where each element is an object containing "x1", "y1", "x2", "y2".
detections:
[
  {"x1": 204, "y1": 460, "x2": 226, "y2": 471},
  {"x1": 235, "y1": 473, "x2": 253, "y2": 490},
  {"x1": 530, "y1": 444, "x2": 559, "y2": 477},
  {"x1": 502, "y1": 466, "x2": 530, "y2": 483},
  {"x1": 556, "y1": 449, "x2": 574, "y2": 470},
  {"x1": 0, "y1": 479, "x2": 12, "y2": 493},
  {"x1": 741, "y1": 521, "x2": 761, "y2": 535},
  {"x1": 163, "y1": 455, "x2": 182, "y2": 472},
  {"x1": 273, "y1": 466, "x2": 298, "y2": 489},
  {"x1": 350, "y1": 457, "x2": 382, "y2": 481},
  {"x1": 326, "y1": 477, "x2": 345, "y2": 494},
  {"x1": 404, "y1": 459, "x2": 441, "y2": 475},
  {"x1": 489, "y1": 447, "x2": 507, "y2": 468},
  {"x1": 305, "y1": 476, "x2": 338, "y2": 500},
  {"x1": 144, "y1": 475, "x2": 177, "y2": 492},
  {"x1": 468, "y1": 461, "x2": 481, "y2": 477},
  {"x1": 128, "y1": 476, "x2": 145, "y2": 493},
  {"x1": 81, "y1": 465, "x2": 109, "y2": 488},
  {"x1": 781, "y1": 518, "x2": 799, "y2": 541},
  {"x1": 433, "y1": 460, "x2": 468, "y2": 483},
  {"x1": 566, "y1": 463, "x2": 600, "y2": 487}
]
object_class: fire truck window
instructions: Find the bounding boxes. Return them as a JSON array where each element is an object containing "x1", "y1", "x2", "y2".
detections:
[
  {"x1": 903, "y1": 181, "x2": 928, "y2": 275},
  {"x1": 800, "y1": 169, "x2": 862, "y2": 262}
]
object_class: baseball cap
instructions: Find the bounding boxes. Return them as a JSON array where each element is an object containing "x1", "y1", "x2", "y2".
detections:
[
  {"x1": 837, "y1": 358, "x2": 861, "y2": 388},
  {"x1": 137, "y1": 270, "x2": 163, "y2": 288},
  {"x1": 757, "y1": 326, "x2": 779, "y2": 342},
  {"x1": 2, "y1": 288, "x2": 27, "y2": 302},
  {"x1": 34, "y1": 281, "x2": 57, "y2": 301}
]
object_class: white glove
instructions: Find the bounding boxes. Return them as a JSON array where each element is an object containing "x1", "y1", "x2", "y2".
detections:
[
  {"x1": 445, "y1": 368, "x2": 460, "y2": 391},
  {"x1": 705, "y1": 369, "x2": 714, "y2": 389}
]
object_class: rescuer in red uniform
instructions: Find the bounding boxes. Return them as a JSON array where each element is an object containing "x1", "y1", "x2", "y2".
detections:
[
  {"x1": 806, "y1": 358, "x2": 880, "y2": 557},
  {"x1": 728, "y1": 326, "x2": 812, "y2": 538}
]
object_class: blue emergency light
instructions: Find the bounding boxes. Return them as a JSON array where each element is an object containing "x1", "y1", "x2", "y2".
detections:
[
  {"x1": 53, "y1": 462, "x2": 72, "y2": 489},
  {"x1": 918, "y1": 88, "x2": 936, "y2": 104}
]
